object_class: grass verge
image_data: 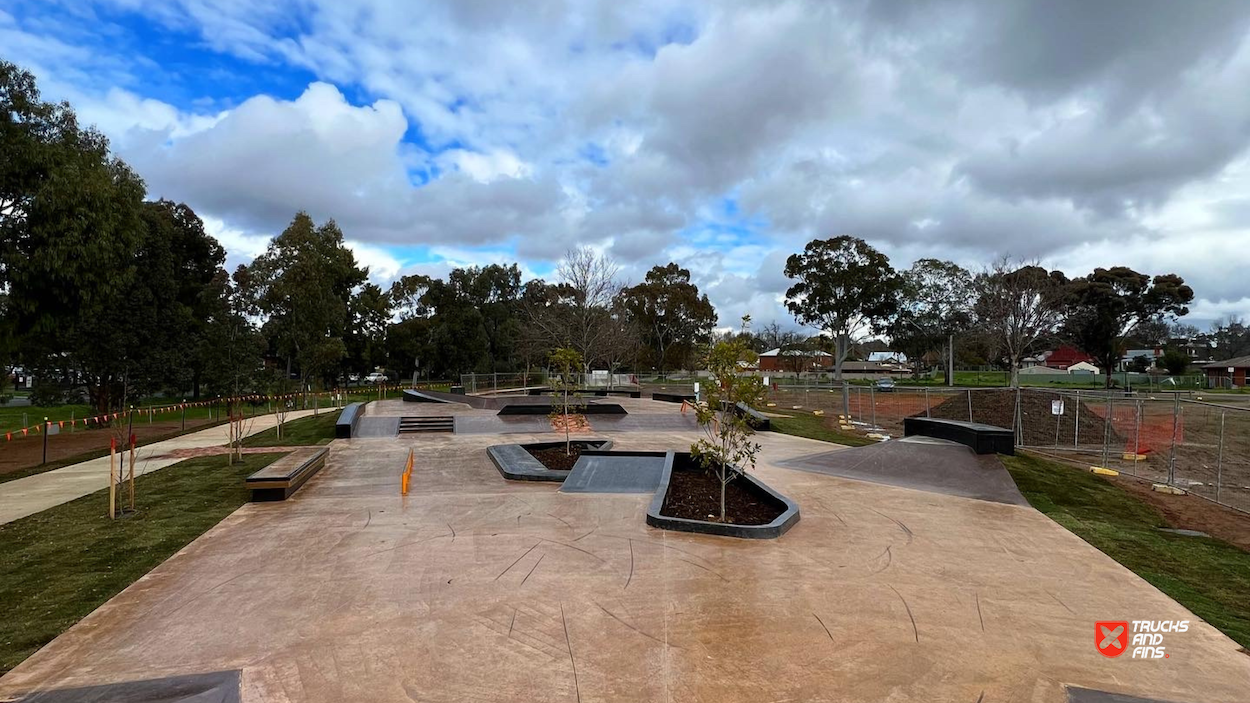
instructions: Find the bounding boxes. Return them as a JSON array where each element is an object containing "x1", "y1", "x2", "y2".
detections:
[
  {"x1": 768, "y1": 412, "x2": 876, "y2": 447},
  {"x1": 0, "y1": 452, "x2": 284, "y2": 674},
  {"x1": 242, "y1": 411, "x2": 339, "y2": 447},
  {"x1": 1002, "y1": 451, "x2": 1250, "y2": 649}
]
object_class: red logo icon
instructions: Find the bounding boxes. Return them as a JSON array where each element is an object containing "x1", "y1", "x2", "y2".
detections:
[{"x1": 1096, "y1": 621, "x2": 1129, "y2": 657}]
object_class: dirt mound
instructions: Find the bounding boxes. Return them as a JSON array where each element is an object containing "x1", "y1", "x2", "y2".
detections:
[{"x1": 923, "y1": 390, "x2": 1119, "y2": 447}]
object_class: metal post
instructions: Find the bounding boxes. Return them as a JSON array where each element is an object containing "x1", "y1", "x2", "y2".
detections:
[
  {"x1": 1100, "y1": 396, "x2": 1112, "y2": 471},
  {"x1": 70, "y1": 410, "x2": 74, "y2": 433},
  {"x1": 948, "y1": 333, "x2": 954, "y2": 387},
  {"x1": 42, "y1": 417, "x2": 48, "y2": 465},
  {"x1": 924, "y1": 388, "x2": 931, "y2": 418},
  {"x1": 870, "y1": 387, "x2": 876, "y2": 429},
  {"x1": 181, "y1": 401, "x2": 186, "y2": 431},
  {"x1": 1132, "y1": 400, "x2": 1142, "y2": 475},
  {"x1": 1166, "y1": 399, "x2": 1180, "y2": 486},
  {"x1": 967, "y1": 389, "x2": 973, "y2": 423},
  {"x1": 1014, "y1": 388, "x2": 1022, "y2": 445},
  {"x1": 842, "y1": 381, "x2": 850, "y2": 420},
  {"x1": 1074, "y1": 390, "x2": 1081, "y2": 447},
  {"x1": 1215, "y1": 411, "x2": 1225, "y2": 504}
]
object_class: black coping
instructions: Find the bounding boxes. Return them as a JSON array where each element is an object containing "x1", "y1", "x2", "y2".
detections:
[
  {"x1": 776, "y1": 436, "x2": 1028, "y2": 506},
  {"x1": 334, "y1": 402, "x2": 364, "y2": 438},
  {"x1": 487, "y1": 440, "x2": 613, "y2": 481},
  {"x1": 731, "y1": 401, "x2": 771, "y2": 431},
  {"x1": 646, "y1": 452, "x2": 800, "y2": 539},
  {"x1": 526, "y1": 387, "x2": 642, "y2": 398},
  {"x1": 559, "y1": 451, "x2": 668, "y2": 493},
  {"x1": 403, "y1": 389, "x2": 458, "y2": 404},
  {"x1": 245, "y1": 447, "x2": 329, "y2": 501},
  {"x1": 903, "y1": 416, "x2": 1015, "y2": 455},
  {"x1": 651, "y1": 391, "x2": 696, "y2": 403},
  {"x1": 496, "y1": 402, "x2": 628, "y2": 416},
  {"x1": 8, "y1": 670, "x2": 242, "y2": 702},
  {"x1": 1067, "y1": 687, "x2": 1188, "y2": 703}
]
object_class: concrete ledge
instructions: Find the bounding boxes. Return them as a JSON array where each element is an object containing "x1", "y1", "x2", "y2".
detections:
[
  {"x1": 487, "y1": 440, "x2": 613, "y2": 482},
  {"x1": 526, "y1": 388, "x2": 641, "y2": 398},
  {"x1": 496, "y1": 403, "x2": 628, "y2": 416},
  {"x1": 730, "y1": 401, "x2": 771, "y2": 431},
  {"x1": 403, "y1": 389, "x2": 457, "y2": 404},
  {"x1": 335, "y1": 402, "x2": 365, "y2": 438},
  {"x1": 246, "y1": 447, "x2": 329, "y2": 501},
  {"x1": 646, "y1": 452, "x2": 800, "y2": 539},
  {"x1": 651, "y1": 391, "x2": 695, "y2": 403},
  {"x1": 903, "y1": 416, "x2": 1014, "y2": 455}
]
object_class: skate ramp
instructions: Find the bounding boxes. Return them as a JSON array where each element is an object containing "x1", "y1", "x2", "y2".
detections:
[{"x1": 776, "y1": 436, "x2": 1028, "y2": 506}]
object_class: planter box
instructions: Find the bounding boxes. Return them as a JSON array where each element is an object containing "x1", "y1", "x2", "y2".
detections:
[
  {"x1": 646, "y1": 452, "x2": 799, "y2": 539},
  {"x1": 487, "y1": 440, "x2": 613, "y2": 482}
]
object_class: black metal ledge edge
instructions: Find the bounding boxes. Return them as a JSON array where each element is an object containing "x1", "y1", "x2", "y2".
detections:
[
  {"x1": 645, "y1": 452, "x2": 800, "y2": 539},
  {"x1": 487, "y1": 440, "x2": 614, "y2": 482},
  {"x1": 335, "y1": 402, "x2": 365, "y2": 439},
  {"x1": 902, "y1": 416, "x2": 1014, "y2": 455},
  {"x1": 650, "y1": 392, "x2": 695, "y2": 403}
]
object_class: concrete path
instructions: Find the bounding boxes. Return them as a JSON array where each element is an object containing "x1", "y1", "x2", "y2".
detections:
[
  {"x1": 0, "y1": 409, "x2": 322, "y2": 525},
  {"x1": 3, "y1": 413, "x2": 1247, "y2": 701}
]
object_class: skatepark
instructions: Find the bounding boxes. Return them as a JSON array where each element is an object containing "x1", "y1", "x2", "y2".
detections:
[{"x1": 1, "y1": 394, "x2": 1248, "y2": 702}]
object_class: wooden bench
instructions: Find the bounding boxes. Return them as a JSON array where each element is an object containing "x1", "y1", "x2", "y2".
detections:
[
  {"x1": 902, "y1": 417, "x2": 1014, "y2": 455},
  {"x1": 246, "y1": 447, "x2": 330, "y2": 501}
]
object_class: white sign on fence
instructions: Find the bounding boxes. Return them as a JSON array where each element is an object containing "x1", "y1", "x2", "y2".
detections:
[{"x1": 1051, "y1": 399, "x2": 1065, "y2": 416}]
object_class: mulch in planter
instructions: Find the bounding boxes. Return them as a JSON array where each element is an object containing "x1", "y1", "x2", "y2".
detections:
[
  {"x1": 661, "y1": 465, "x2": 783, "y2": 525},
  {"x1": 524, "y1": 442, "x2": 588, "y2": 471}
]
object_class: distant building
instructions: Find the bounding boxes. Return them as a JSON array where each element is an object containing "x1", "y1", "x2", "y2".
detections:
[
  {"x1": 758, "y1": 347, "x2": 833, "y2": 373},
  {"x1": 866, "y1": 350, "x2": 908, "y2": 365},
  {"x1": 1120, "y1": 348, "x2": 1162, "y2": 371},
  {"x1": 1202, "y1": 357, "x2": 1250, "y2": 388},
  {"x1": 1044, "y1": 346, "x2": 1093, "y2": 370},
  {"x1": 1066, "y1": 361, "x2": 1100, "y2": 374}
]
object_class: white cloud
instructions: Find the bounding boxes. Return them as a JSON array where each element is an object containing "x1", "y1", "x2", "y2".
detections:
[{"x1": 8, "y1": 0, "x2": 1250, "y2": 327}]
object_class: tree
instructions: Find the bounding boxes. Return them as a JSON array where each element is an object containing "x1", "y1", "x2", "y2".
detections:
[
  {"x1": 524, "y1": 248, "x2": 625, "y2": 373},
  {"x1": 690, "y1": 318, "x2": 765, "y2": 523},
  {"x1": 251, "y1": 213, "x2": 367, "y2": 401},
  {"x1": 620, "y1": 263, "x2": 716, "y2": 375},
  {"x1": 200, "y1": 265, "x2": 264, "y2": 399},
  {"x1": 783, "y1": 237, "x2": 900, "y2": 381},
  {"x1": 548, "y1": 347, "x2": 585, "y2": 455},
  {"x1": 974, "y1": 260, "x2": 1068, "y2": 387},
  {"x1": 1160, "y1": 348, "x2": 1191, "y2": 376},
  {"x1": 1210, "y1": 316, "x2": 1250, "y2": 359},
  {"x1": 888, "y1": 259, "x2": 975, "y2": 380},
  {"x1": 1063, "y1": 267, "x2": 1194, "y2": 388},
  {"x1": 346, "y1": 283, "x2": 393, "y2": 378},
  {"x1": 387, "y1": 274, "x2": 434, "y2": 382}
]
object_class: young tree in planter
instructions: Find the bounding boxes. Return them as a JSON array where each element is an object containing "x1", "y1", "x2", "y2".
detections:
[
  {"x1": 548, "y1": 347, "x2": 585, "y2": 455},
  {"x1": 690, "y1": 318, "x2": 765, "y2": 523}
]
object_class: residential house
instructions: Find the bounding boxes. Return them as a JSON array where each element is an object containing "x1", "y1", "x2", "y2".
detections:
[
  {"x1": 1120, "y1": 348, "x2": 1163, "y2": 371},
  {"x1": 1202, "y1": 356, "x2": 1250, "y2": 388},
  {"x1": 1044, "y1": 346, "x2": 1093, "y2": 370},
  {"x1": 758, "y1": 347, "x2": 833, "y2": 373}
]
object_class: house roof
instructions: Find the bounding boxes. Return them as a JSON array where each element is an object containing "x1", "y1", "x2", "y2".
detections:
[
  {"x1": 1044, "y1": 346, "x2": 1092, "y2": 366},
  {"x1": 759, "y1": 347, "x2": 831, "y2": 357},
  {"x1": 1202, "y1": 356, "x2": 1250, "y2": 369}
]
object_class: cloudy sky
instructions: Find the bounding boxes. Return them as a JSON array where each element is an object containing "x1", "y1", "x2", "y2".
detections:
[{"x1": 5, "y1": 0, "x2": 1250, "y2": 329}]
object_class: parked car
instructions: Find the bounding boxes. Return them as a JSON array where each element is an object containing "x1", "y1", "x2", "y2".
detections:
[
  {"x1": 874, "y1": 377, "x2": 896, "y2": 392},
  {"x1": 364, "y1": 372, "x2": 387, "y2": 384}
]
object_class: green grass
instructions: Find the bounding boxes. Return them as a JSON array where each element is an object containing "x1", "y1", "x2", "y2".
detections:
[
  {"x1": 768, "y1": 412, "x2": 877, "y2": 447},
  {"x1": 0, "y1": 452, "x2": 284, "y2": 674},
  {"x1": 242, "y1": 411, "x2": 339, "y2": 447},
  {"x1": 1002, "y1": 452, "x2": 1250, "y2": 649}
]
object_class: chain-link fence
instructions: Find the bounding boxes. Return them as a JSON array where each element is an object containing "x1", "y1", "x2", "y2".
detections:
[
  {"x1": 763, "y1": 383, "x2": 1250, "y2": 514},
  {"x1": 459, "y1": 372, "x2": 643, "y2": 394}
]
